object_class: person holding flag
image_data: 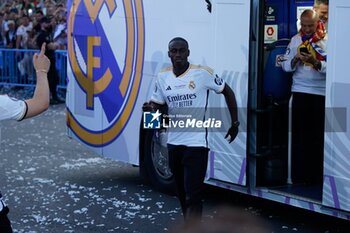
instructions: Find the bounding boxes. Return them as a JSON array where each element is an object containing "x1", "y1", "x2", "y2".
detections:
[{"x1": 282, "y1": 9, "x2": 327, "y2": 185}]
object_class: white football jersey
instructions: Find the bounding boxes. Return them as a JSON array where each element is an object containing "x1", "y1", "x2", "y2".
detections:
[
  {"x1": 0, "y1": 95, "x2": 27, "y2": 121},
  {"x1": 151, "y1": 64, "x2": 225, "y2": 148}
]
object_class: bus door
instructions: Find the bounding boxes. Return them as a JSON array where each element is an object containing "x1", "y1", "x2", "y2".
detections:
[
  {"x1": 256, "y1": 0, "x2": 329, "y2": 202},
  {"x1": 323, "y1": 0, "x2": 350, "y2": 213},
  {"x1": 206, "y1": 0, "x2": 251, "y2": 186},
  {"x1": 256, "y1": 0, "x2": 293, "y2": 187}
]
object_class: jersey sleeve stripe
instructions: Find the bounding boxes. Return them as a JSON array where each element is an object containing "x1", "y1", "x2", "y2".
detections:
[
  {"x1": 190, "y1": 64, "x2": 214, "y2": 75},
  {"x1": 17, "y1": 101, "x2": 28, "y2": 121}
]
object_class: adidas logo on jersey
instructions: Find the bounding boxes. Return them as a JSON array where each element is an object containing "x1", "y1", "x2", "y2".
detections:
[{"x1": 166, "y1": 86, "x2": 172, "y2": 91}]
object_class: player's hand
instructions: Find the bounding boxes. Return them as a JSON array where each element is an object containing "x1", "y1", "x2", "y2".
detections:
[
  {"x1": 225, "y1": 125, "x2": 239, "y2": 143},
  {"x1": 33, "y1": 43, "x2": 50, "y2": 73},
  {"x1": 142, "y1": 102, "x2": 154, "y2": 112}
]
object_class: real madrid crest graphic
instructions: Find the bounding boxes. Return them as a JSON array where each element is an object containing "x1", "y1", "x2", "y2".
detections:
[
  {"x1": 66, "y1": 0, "x2": 145, "y2": 147},
  {"x1": 188, "y1": 80, "x2": 196, "y2": 90}
]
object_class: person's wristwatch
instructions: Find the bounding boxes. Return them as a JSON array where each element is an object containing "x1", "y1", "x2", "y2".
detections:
[{"x1": 232, "y1": 121, "x2": 240, "y2": 128}]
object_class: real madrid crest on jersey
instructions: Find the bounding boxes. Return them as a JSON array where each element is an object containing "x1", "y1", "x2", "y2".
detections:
[
  {"x1": 66, "y1": 0, "x2": 145, "y2": 147},
  {"x1": 189, "y1": 80, "x2": 196, "y2": 90}
]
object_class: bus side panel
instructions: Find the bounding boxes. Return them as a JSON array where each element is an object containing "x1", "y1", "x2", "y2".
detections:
[
  {"x1": 66, "y1": 0, "x2": 148, "y2": 164},
  {"x1": 66, "y1": 2, "x2": 104, "y2": 158},
  {"x1": 206, "y1": 0, "x2": 250, "y2": 185},
  {"x1": 67, "y1": 0, "x2": 221, "y2": 164},
  {"x1": 323, "y1": 0, "x2": 350, "y2": 212}
]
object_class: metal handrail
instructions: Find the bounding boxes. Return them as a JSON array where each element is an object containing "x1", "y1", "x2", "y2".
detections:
[{"x1": 0, "y1": 48, "x2": 67, "y2": 89}]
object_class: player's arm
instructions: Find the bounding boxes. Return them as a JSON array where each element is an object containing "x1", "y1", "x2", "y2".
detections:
[
  {"x1": 203, "y1": 70, "x2": 239, "y2": 143},
  {"x1": 24, "y1": 43, "x2": 50, "y2": 118},
  {"x1": 221, "y1": 83, "x2": 239, "y2": 143},
  {"x1": 143, "y1": 77, "x2": 166, "y2": 112}
]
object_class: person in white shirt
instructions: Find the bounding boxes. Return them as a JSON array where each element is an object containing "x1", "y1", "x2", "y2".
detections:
[
  {"x1": 16, "y1": 15, "x2": 34, "y2": 78},
  {"x1": 282, "y1": 9, "x2": 327, "y2": 185},
  {"x1": 15, "y1": 15, "x2": 33, "y2": 49},
  {"x1": 0, "y1": 43, "x2": 50, "y2": 233},
  {"x1": 143, "y1": 37, "x2": 239, "y2": 220}
]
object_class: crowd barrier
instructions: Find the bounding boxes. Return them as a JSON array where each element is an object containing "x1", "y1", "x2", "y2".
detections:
[{"x1": 0, "y1": 48, "x2": 67, "y2": 89}]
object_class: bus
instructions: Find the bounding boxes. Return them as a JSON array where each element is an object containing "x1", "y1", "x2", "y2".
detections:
[{"x1": 66, "y1": 0, "x2": 350, "y2": 220}]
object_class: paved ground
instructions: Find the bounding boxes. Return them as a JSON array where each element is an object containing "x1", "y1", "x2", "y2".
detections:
[
  {"x1": 0, "y1": 89, "x2": 181, "y2": 232},
  {"x1": 0, "y1": 87, "x2": 350, "y2": 233}
]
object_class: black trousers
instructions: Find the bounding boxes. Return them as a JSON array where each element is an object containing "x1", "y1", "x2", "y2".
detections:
[
  {"x1": 0, "y1": 206, "x2": 13, "y2": 233},
  {"x1": 168, "y1": 144, "x2": 209, "y2": 220},
  {"x1": 292, "y1": 92, "x2": 325, "y2": 184}
]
